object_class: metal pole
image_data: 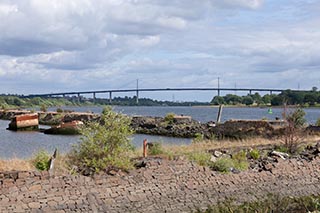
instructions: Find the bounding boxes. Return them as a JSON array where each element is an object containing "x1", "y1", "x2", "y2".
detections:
[
  {"x1": 109, "y1": 91, "x2": 112, "y2": 103},
  {"x1": 136, "y1": 79, "x2": 139, "y2": 105},
  {"x1": 77, "y1": 93, "x2": 81, "y2": 103},
  {"x1": 218, "y1": 77, "x2": 220, "y2": 97}
]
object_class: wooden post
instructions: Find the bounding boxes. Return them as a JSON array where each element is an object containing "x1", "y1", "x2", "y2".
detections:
[
  {"x1": 143, "y1": 139, "x2": 148, "y2": 157},
  {"x1": 48, "y1": 148, "x2": 57, "y2": 176},
  {"x1": 216, "y1": 104, "x2": 223, "y2": 123}
]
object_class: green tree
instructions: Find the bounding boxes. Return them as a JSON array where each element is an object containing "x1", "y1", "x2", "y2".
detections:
[
  {"x1": 224, "y1": 94, "x2": 242, "y2": 105},
  {"x1": 251, "y1": 92, "x2": 262, "y2": 105},
  {"x1": 68, "y1": 107, "x2": 134, "y2": 174},
  {"x1": 312, "y1": 86, "x2": 318, "y2": 92},
  {"x1": 242, "y1": 95, "x2": 254, "y2": 105},
  {"x1": 211, "y1": 96, "x2": 225, "y2": 105},
  {"x1": 304, "y1": 93, "x2": 318, "y2": 106},
  {"x1": 271, "y1": 95, "x2": 284, "y2": 106},
  {"x1": 262, "y1": 94, "x2": 272, "y2": 105}
]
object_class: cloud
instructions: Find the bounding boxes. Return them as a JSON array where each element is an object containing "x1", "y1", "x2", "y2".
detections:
[
  {"x1": 210, "y1": 0, "x2": 264, "y2": 9},
  {"x1": 0, "y1": 0, "x2": 319, "y2": 98}
]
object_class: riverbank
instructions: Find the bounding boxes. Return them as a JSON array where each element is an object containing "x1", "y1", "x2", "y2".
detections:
[
  {"x1": 0, "y1": 124, "x2": 319, "y2": 212},
  {"x1": 0, "y1": 147, "x2": 319, "y2": 212}
]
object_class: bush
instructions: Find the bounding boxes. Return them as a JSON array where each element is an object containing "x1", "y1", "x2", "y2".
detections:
[
  {"x1": 316, "y1": 118, "x2": 320, "y2": 126},
  {"x1": 285, "y1": 108, "x2": 306, "y2": 128},
  {"x1": 164, "y1": 113, "x2": 175, "y2": 124},
  {"x1": 56, "y1": 107, "x2": 64, "y2": 113},
  {"x1": 211, "y1": 157, "x2": 234, "y2": 173},
  {"x1": 32, "y1": 150, "x2": 50, "y2": 171},
  {"x1": 282, "y1": 108, "x2": 306, "y2": 154},
  {"x1": 211, "y1": 151, "x2": 249, "y2": 173},
  {"x1": 67, "y1": 106, "x2": 134, "y2": 174},
  {"x1": 40, "y1": 104, "x2": 47, "y2": 112}
]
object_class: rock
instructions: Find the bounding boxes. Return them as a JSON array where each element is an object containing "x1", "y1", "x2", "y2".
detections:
[
  {"x1": 270, "y1": 151, "x2": 290, "y2": 160},
  {"x1": 213, "y1": 151, "x2": 223, "y2": 158},
  {"x1": 263, "y1": 163, "x2": 274, "y2": 172},
  {"x1": 210, "y1": 156, "x2": 217, "y2": 162}
]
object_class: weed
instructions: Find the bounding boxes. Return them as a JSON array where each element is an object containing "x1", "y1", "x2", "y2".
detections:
[
  {"x1": 232, "y1": 150, "x2": 249, "y2": 171},
  {"x1": 197, "y1": 194, "x2": 320, "y2": 213},
  {"x1": 193, "y1": 133, "x2": 204, "y2": 143},
  {"x1": 187, "y1": 152, "x2": 212, "y2": 167},
  {"x1": 148, "y1": 142, "x2": 164, "y2": 156},
  {"x1": 32, "y1": 150, "x2": 50, "y2": 171},
  {"x1": 249, "y1": 149, "x2": 260, "y2": 160}
]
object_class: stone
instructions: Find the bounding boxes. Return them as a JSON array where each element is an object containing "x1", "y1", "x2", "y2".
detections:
[
  {"x1": 29, "y1": 184, "x2": 42, "y2": 191},
  {"x1": 271, "y1": 151, "x2": 289, "y2": 160},
  {"x1": 213, "y1": 151, "x2": 223, "y2": 158},
  {"x1": 210, "y1": 156, "x2": 217, "y2": 162},
  {"x1": 28, "y1": 202, "x2": 41, "y2": 209}
]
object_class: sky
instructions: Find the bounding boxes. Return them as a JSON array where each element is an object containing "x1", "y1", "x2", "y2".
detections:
[{"x1": 0, "y1": 0, "x2": 320, "y2": 102}]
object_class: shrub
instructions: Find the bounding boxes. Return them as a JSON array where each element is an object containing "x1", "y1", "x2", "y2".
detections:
[
  {"x1": 56, "y1": 107, "x2": 64, "y2": 113},
  {"x1": 40, "y1": 104, "x2": 47, "y2": 112},
  {"x1": 211, "y1": 151, "x2": 249, "y2": 173},
  {"x1": 316, "y1": 118, "x2": 320, "y2": 126},
  {"x1": 67, "y1": 106, "x2": 134, "y2": 175},
  {"x1": 282, "y1": 108, "x2": 306, "y2": 154},
  {"x1": 164, "y1": 113, "x2": 175, "y2": 124},
  {"x1": 285, "y1": 108, "x2": 306, "y2": 128},
  {"x1": 32, "y1": 150, "x2": 50, "y2": 171},
  {"x1": 249, "y1": 149, "x2": 260, "y2": 160},
  {"x1": 148, "y1": 142, "x2": 164, "y2": 156},
  {"x1": 211, "y1": 157, "x2": 234, "y2": 173}
]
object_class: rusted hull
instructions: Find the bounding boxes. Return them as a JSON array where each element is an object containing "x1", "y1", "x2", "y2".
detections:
[
  {"x1": 44, "y1": 120, "x2": 83, "y2": 135},
  {"x1": 8, "y1": 113, "x2": 39, "y2": 131}
]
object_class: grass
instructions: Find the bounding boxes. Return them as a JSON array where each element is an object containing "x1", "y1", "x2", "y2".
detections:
[
  {"x1": 197, "y1": 194, "x2": 320, "y2": 213},
  {"x1": 1, "y1": 135, "x2": 320, "y2": 174},
  {"x1": 0, "y1": 158, "x2": 33, "y2": 171}
]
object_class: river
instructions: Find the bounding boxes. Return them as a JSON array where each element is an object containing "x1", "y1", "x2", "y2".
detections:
[{"x1": 0, "y1": 106, "x2": 319, "y2": 159}]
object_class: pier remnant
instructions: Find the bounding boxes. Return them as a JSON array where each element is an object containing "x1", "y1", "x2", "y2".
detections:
[
  {"x1": 7, "y1": 113, "x2": 39, "y2": 131},
  {"x1": 216, "y1": 105, "x2": 223, "y2": 123}
]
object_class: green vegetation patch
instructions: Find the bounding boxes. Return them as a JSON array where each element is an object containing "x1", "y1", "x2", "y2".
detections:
[
  {"x1": 67, "y1": 107, "x2": 134, "y2": 175},
  {"x1": 197, "y1": 194, "x2": 320, "y2": 213}
]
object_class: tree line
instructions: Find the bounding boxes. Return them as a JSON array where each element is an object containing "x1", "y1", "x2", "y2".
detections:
[
  {"x1": 211, "y1": 87, "x2": 320, "y2": 106},
  {"x1": 1, "y1": 87, "x2": 320, "y2": 108}
]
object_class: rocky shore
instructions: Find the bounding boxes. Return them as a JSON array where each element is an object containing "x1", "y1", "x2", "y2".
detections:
[
  {"x1": 0, "y1": 152, "x2": 319, "y2": 212},
  {"x1": 0, "y1": 109, "x2": 295, "y2": 139}
]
